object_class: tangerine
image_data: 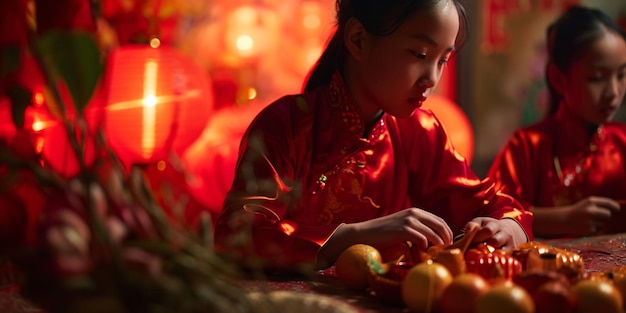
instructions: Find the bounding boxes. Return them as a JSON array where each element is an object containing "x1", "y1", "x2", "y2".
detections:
[
  {"x1": 401, "y1": 261, "x2": 453, "y2": 313},
  {"x1": 335, "y1": 244, "x2": 382, "y2": 290},
  {"x1": 440, "y1": 273, "x2": 490, "y2": 313},
  {"x1": 532, "y1": 280, "x2": 575, "y2": 313},
  {"x1": 572, "y1": 279, "x2": 623, "y2": 313},
  {"x1": 612, "y1": 271, "x2": 626, "y2": 308},
  {"x1": 475, "y1": 282, "x2": 534, "y2": 313}
]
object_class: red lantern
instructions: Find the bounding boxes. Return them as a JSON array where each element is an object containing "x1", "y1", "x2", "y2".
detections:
[
  {"x1": 26, "y1": 101, "x2": 97, "y2": 178},
  {"x1": 422, "y1": 95, "x2": 474, "y2": 164},
  {"x1": 100, "y1": 44, "x2": 214, "y2": 166}
]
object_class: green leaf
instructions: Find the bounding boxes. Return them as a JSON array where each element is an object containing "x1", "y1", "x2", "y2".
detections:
[
  {"x1": 368, "y1": 259, "x2": 385, "y2": 275},
  {"x1": 6, "y1": 85, "x2": 32, "y2": 128},
  {"x1": 1, "y1": 45, "x2": 22, "y2": 78},
  {"x1": 34, "y1": 30, "x2": 102, "y2": 115}
]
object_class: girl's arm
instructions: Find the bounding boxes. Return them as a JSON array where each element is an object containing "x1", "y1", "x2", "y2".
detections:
[{"x1": 401, "y1": 110, "x2": 533, "y2": 246}]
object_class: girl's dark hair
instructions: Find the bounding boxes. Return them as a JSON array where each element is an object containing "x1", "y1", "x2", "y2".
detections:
[
  {"x1": 303, "y1": 0, "x2": 468, "y2": 92},
  {"x1": 546, "y1": 6, "x2": 626, "y2": 115}
]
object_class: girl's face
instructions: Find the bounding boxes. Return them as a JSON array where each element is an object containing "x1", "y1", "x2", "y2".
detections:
[
  {"x1": 348, "y1": 1, "x2": 460, "y2": 119},
  {"x1": 560, "y1": 29, "x2": 626, "y2": 125}
]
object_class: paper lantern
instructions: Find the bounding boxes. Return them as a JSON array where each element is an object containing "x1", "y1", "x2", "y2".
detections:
[
  {"x1": 101, "y1": 44, "x2": 214, "y2": 165},
  {"x1": 1, "y1": 54, "x2": 46, "y2": 144},
  {"x1": 25, "y1": 101, "x2": 97, "y2": 178},
  {"x1": 422, "y1": 95, "x2": 474, "y2": 163}
]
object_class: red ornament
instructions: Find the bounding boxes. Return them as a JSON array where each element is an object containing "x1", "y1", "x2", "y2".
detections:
[
  {"x1": 100, "y1": 44, "x2": 214, "y2": 166},
  {"x1": 465, "y1": 244, "x2": 522, "y2": 282}
]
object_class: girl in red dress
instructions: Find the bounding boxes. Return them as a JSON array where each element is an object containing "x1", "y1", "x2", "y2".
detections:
[
  {"x1": 488, "y1": 6, "x2": 626, "y2": 239},
  {"x1": 216, "y1": 0, "x2": 533, "y2": 270}
]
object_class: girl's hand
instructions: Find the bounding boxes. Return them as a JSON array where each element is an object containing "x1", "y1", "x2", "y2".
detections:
[
  {"x1": 465, "y1": 217, "x2": 527, "y2": 251},
  {"x1": 565, "y1": 196, "x2": 620, "y2": 236},
  {"x1": 316, "y1": 208, "x2": 453, "y2": 269},
  {"x1": 355, "y1": 207, "x2": 454, "y2": 251}
]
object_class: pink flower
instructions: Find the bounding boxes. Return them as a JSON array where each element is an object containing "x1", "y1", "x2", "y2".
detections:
[{"x1": 45, "y1": 209, "x2": 92, "y2": 277}]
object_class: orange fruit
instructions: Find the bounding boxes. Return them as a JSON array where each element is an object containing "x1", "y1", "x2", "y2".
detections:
[
  {"x1": 612, "y1": 272, "x2": 626, "y2": 307},
  {"x1": 476, "y1": 282, "x2": 534, "y2": 313},
  {"x1": 433, "y1": 248, "x2": 466, "y2": 277},
  {"x1": 532, "y1": 280, "x2": 575, "y2": 313},
  {"x1": 335, "y1": 244, "x2": 382, "y2": 290},
  {"x1": 401, "y1": 261, "x2": 453, "y2": 313},
  {"x1": 572, "y1": 279, "x2": 623, "y2": 313},
  {"x1": 440, "y1": 273, "x2": 490, "y2": 313}
]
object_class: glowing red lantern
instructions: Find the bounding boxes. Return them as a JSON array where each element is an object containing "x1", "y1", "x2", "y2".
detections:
[
  {"x1": 422, "y1": 95, "x2": 474, "y2": 164},
  {"x1": 26, "y1": 100, "x2": 97, "y2": 178},
  {"x1": 100, "y1": 43, "x2": 214, "y2": 165}
]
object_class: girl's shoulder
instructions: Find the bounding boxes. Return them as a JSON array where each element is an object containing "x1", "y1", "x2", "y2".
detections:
[
  {"x1": 246, "y1": 88, "x2": 327, "y2": 133},
  {"x1": 260, "y1": 87, "x2": 326, "y2": 116},
  {"x1": 393, "y1": 108, "x2": 443, "y2": 131},
  {"x1": 604, "y1": 121, "x2": 626, "y2": 132}
]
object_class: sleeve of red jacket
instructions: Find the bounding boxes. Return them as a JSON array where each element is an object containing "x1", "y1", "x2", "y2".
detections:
[
  {"x1": 213, "y1": 99, "x2": 334, "y2": 271},
  {"x1": 486, "y1": 130, "x2": 538, "y2": 212},
  {"x1": 400, "y1": 110, "x2": 534, "y2": 241}
]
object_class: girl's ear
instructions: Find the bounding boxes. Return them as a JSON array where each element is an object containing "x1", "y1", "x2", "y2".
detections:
[
  {"x1": 547, "y1": 63, "x2": 566, "y2": 93},
  {"x1": 344, "y1": 17, "x2": 370, "y2": 60}
]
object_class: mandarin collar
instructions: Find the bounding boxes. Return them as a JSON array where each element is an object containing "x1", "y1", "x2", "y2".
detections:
[{"x1": 327, "y1": 72, "x2": 386, "y2": 142}]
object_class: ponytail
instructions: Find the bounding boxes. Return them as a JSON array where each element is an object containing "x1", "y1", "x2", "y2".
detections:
[{"x1": 303, "y1": 26, "x2": 345, "y2": 92}]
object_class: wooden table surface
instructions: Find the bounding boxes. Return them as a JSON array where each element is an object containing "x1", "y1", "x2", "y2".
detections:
[{"x1": 3, "y1": 233, "x2": 626, "y2": 313}]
